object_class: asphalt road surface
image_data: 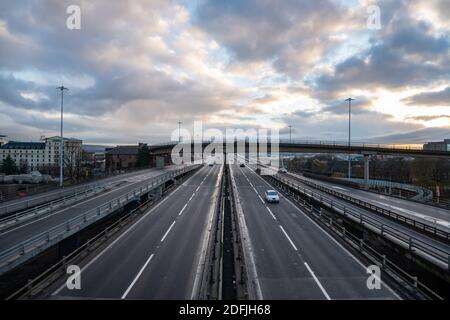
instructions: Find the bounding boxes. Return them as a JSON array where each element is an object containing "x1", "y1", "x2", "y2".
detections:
[
  {"x1": 230, "y1": 164, "x2": 399, "y2": 300},
  {"x1": 293, "y1": 173, "x2": 450, "y2": 229},
  {"x1": 52, "y1": 164, "x2": 222, "y2": 299},
  {"x1": 0, "y1": 166, "x2": 185, "y2": 252}
]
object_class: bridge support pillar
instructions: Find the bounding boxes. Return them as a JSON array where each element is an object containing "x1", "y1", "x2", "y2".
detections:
[
  {"x1": 364, "y1": 154, "x2": 370, "y2": 189},
  {"x1": 148, "y1": 186, "x2": 163, "y2": 201}
]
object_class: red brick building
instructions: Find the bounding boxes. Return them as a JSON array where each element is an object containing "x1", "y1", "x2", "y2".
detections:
[{"x1": 105, "y1": 145, "x2": 140, "y2": 172}]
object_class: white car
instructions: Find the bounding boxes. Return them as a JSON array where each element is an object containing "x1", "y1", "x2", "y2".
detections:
[
  {"x1": 265, "y1": 190, "x2": 280, "y2": 203},
  {"x1": 279, "y1": 167, "x2": 287, "y2": 173}
]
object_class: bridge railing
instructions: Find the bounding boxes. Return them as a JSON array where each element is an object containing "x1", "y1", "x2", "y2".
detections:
[
  {"x1": 278, "y1": 139, "x2": 425, "y2": 151},
  {"x1": 0, "y1": 181, "x2": 108, "y2": 216},
  {"x1": 0, "y1": 164, "x2": 201, "y2": 275},
  {"x1": 0, "y1": 182, "x2": 122, "y2": 231},
  {"x1": 268, "y1": 174, "x2": 449, "y2": 271},
  {"x1": 148, "y1": 139, "x2": 428, "y2": 152},
  {"x1": 288, "y1": 174, "x2": 449, "y2": 241}
]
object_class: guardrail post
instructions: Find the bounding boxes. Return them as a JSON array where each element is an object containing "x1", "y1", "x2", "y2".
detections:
[
  {"x1": 66, "y1": 221, "x2": 70, "y2": 231},
  {"x1": 359, "y1": 239, "x2": 364, "y2": 251},
  {"x1": 382, "y1": 254, "x2": 386, "y2": 267},
  {"x1": 27, "y1": 279, "x2": 33, "y2": 295},
  {"x1": 342, "y1": 226, "x2": 346, "y2": 237},
  {"x1": 408, "y1": 237, "x2": 413, "y2": 251},
  {"x1": 62, "y1": 256, "x2": 67, "y2": 271},
  {"x1": 380, "y1": 224, "x2": 384, "y2": 236},
  {"x1": 412, "y1": 276, "x2": 418, "y2": 290},
  {"x1": 46, "y1": 231, "x2": 50, "y2": 242}
]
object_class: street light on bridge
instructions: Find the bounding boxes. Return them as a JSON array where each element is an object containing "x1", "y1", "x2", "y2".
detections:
[
  {"x1": 178, "y1": 121, "x2": 182, "y2": 143},
  {"x1": 57, "y1": 85, "x2": 68, "y2": 187},
  {"x1": 345, "y1": 97, "x2": 355, "y2": 179},
  {"x1": 288, "y1": 125, "x2": 292, "y2": 144}
]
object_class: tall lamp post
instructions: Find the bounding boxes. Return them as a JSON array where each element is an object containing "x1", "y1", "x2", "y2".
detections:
[
  {"x1": 57, "y1": 85, "x2": 68, "y2": 187},
  {"x1": 345, "y1": 98, "x2": 355, "y2": 179},
  {"x1": 178, "y1": 121, "x2": 182, "y2": 143},
  {"x1": 288, "y1": 125, "x2": 292, "y2": 143}
]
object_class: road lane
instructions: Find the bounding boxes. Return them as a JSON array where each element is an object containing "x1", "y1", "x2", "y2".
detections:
[
  {"x1": 0, "y1": 166, "x2": 186, "y2": 252},
  {"x1": 53, "y1": 164, "x2": 222, "y2": 299},
  {"x1": 294, "y1": 173, "x2": 450, "y2": 228},
  {"x1": 0, "y1": 167, "x2": 182, "y2": 215},
  {"x1": 231, "y1": 164, "x2": 399, "y2": 300}
]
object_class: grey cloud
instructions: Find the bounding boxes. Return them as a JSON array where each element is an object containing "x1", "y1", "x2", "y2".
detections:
[
  {"x1": 366, "y1": 127, "x2": 450, "y2": 144},
  {"x1": 195, "y1": 0, "x2": 350, "y2": 75},
  {"x1": 403, "y1": 87, "x2": 450, "y2": 106},
  {"x1": 313, "y1": 0, "x2": 450, "y2": 99}
]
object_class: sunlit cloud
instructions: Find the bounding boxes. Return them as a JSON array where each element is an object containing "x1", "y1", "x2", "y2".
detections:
[{"x1": 0, "y1": 0, "x2": 449, "y2": 144}]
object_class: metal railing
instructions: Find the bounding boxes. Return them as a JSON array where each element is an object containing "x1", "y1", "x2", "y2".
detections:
[
  {"x1": 0, "y1": 181, "x2": 110, "y2": 216},
  {"x1": 0, "y1": 182, "x2": 119, "y2": 231},
  {"x1": 148, "y1": 139, "x2": 431, "y2": 152},
  {"x1": 0, "y1": 164, "x2": 201, "y2": 274},
  {"x1": 286, "y1": 174, "x2": 450, "y2": 241},
  {"x1": 265, "y1": 174, "x2": 450, "y2": 271},
  {"x1": 285, "y1": 194, "x2": 443, "y2": 300}
]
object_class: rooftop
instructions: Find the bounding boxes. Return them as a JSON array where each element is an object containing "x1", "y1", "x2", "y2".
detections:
[
  {"x1": 105, "y1": 145, "x2": 140, "y2": 155},
  {"x1": 45, "y1": 136, "x2": 82, "y2": 142},
  {"x1": 1, "y1": 141, "x2": 46, "y2": 150}
]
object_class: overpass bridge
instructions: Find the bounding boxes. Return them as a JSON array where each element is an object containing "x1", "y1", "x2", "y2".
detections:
[
  {"x1": 148, "y1": 139, "x2": 450, "y2": 158},
  {"x1": 148, "y1": 139, "x2": 450, "y2": 187}
]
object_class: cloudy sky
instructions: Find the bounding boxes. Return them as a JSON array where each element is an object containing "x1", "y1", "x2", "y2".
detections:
[{"x1": 0, "y1": 0, "x2": 450, "y2": 145}]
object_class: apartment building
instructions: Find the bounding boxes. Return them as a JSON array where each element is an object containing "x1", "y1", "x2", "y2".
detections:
[{"x1": 0, "y1": 136, "x2": 82, "y2": 173}]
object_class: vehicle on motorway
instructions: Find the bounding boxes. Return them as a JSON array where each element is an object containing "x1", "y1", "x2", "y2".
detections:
[
  {"x1": 240, "y1": 163, "x2": 245, "y2": 167},
  {"x1": 265, "y1": 190, "x2": 280, "y2": 203},
  {"x1": 279, "y1": 167, "x2": 287, "y2": 173}
]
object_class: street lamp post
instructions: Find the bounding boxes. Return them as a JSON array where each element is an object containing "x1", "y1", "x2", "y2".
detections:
[
  {"x1": 57, "y1": 85, "x2": 68, "y2": 187},
  {"x1": 288, "y1": 125, "x2": 292, "y2": 144},
  {"x1": 178, "y1": 121, "x2": 182, "y2": 143},
  {"x1": 345, "y1": 98, "x2": 355, "y2": 179}
]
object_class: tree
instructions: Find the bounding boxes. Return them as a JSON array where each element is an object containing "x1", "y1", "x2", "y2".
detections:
[
  {"x1": 136, "y1": 144, "x2": 150, "y2": 167},
  {"x1": 1, "y1": 155, "x2": 19, "y2": 175}
]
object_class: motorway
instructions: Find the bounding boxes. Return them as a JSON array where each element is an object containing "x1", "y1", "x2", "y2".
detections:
[
  {"x1": 52, "y1": 164, "x2": 222, "y2": 299},
  {"x1": 231, "y1": 165, "x2": 398, "y2": 299},
  {"x1": 0, "y1": 168, "x2": 181, "y2": 216},
  {"x1": 0, "y1": 165, "x2": 184, "y2": 253},
  {"x1": 293, "y1": 173, "x2": 450, "y2": 229},
  {"x1": 230, "y1": 164, "x2": 399, "y2": 299},
  {"x1": 243, "y1": 159, "x2": 450, "y2": 265}
]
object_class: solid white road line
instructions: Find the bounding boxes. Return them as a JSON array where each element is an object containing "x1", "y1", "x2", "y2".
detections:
[
  {"x1": 190, "y1": 164, "x2": 223, "y2": 299},
  {"x1": 304, "y1": 262, "x2": 331, "y2": 300},
  {"x1": 51, "y1": 165, "x2": 206, "y2": 296},
  {"x1": 121, "y1": 253, "x2": 154, "y2": 299},
  {"x1": 248, "y1": 165, "x2": 402, "y2": 300},
  {"x1": 279, "y1": 225, "x2": 298, "y2": 251},
  {"x1": 161, "y1": 221, "x2": 176, "y2": 242},
  {"x1": 0, "y1": 169, "x2": 173, "y2": 236}
]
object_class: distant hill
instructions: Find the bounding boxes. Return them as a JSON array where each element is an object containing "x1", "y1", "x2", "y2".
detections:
[{"x1": 82, "y1": 144, "x2": 109, "y2": 153}]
